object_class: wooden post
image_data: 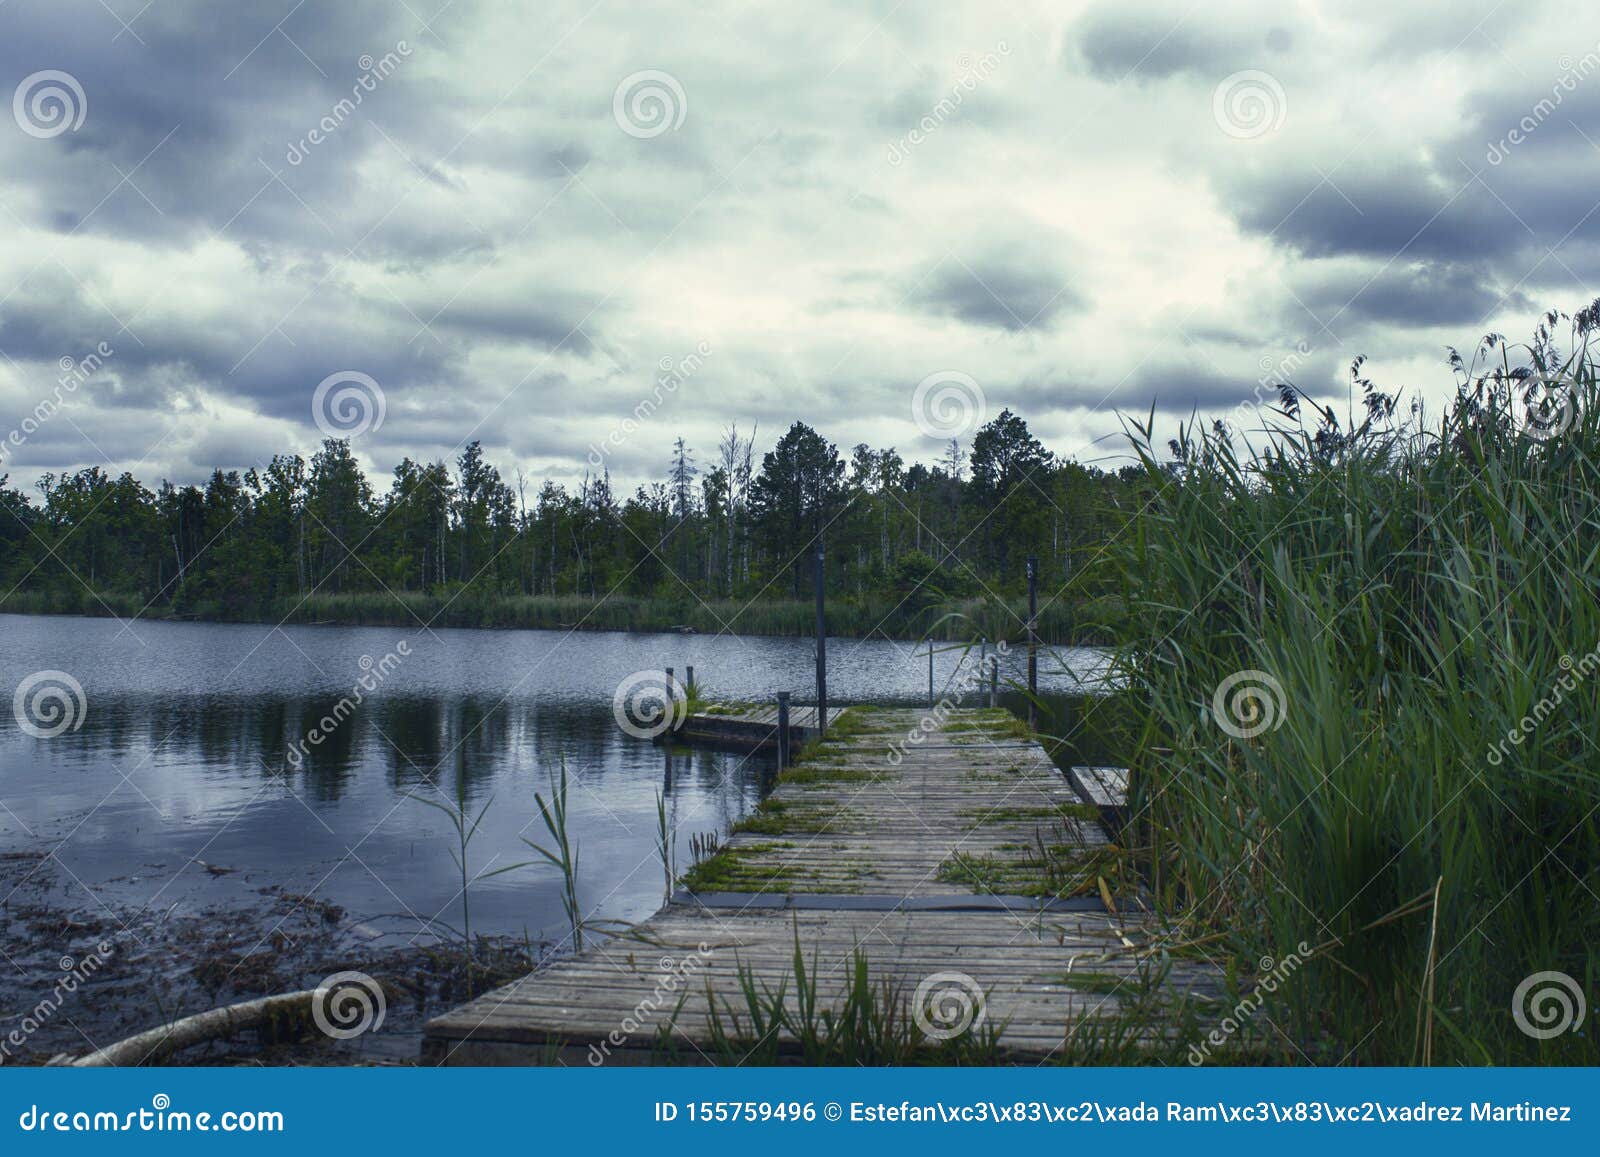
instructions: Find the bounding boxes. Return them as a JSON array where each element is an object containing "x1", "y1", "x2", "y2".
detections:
[
  {"x1": 776, "y1": 692, "x2": 791, "y2": 770},
  {"x1": 685, "y1": 665, "x2": 695, "y2": 697},
  {"x1": 814, "y1": 543, "x2": 827, "y2": 737},
  {"x1": 928, "y1": 644, "x2": 934, "y2": 706},
  {"x1": 1025, "y1": 554, "x2": 1038, "y2": 728},
  {"x1": 665, "y1": 666, "x2": 675, "y2": 695},
  {"x1": 989, "y1": 654, "x2": 998, "y2": 708}
]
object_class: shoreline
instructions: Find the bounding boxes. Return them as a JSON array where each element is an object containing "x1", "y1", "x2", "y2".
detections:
[{"x1": 0, "y1": 594, "x2": 1123, "y2": 647}]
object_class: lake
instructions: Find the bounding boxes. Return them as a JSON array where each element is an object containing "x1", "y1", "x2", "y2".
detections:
[{"x1": 0, "y1": 614, "x2": 1113, "y2": 949}]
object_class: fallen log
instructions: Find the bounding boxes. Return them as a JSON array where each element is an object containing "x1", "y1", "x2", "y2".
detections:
[{"x1": 68, "y1": 989, "x2": 319, "y2": 1067}]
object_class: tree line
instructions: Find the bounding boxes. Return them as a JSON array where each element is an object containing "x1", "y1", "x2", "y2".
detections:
[{"x1": 0, "y1": 409, "x2": 1150, "y2": 636}]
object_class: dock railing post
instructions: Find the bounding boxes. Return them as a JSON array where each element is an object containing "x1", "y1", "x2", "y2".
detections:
[
  {"x1": 776, "y1": 692, "x2": 791, "y2": 770},
  {"x1": 978, "y1": 636, "x2": 986, "y2": 706},
  {"x1": 928, "y1": 643, "x2": 934, "y2": 707},
  {"x1": 814, "y1": 543, "x2": 827, "y2": 736},
  {"x1": 685, "y1": 665, "x2": 695, "y2": 698},
  {"x1": 1025, "y1": 554, "x2": 1038, "y2": 728},
  {"x1": 989, "y1": 654, "x2": 998, "y2": 708}
]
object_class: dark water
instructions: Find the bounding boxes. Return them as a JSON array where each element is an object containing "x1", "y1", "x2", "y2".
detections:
[{"x1": 0, "y1": 614, "x2": 1112, "y2": 946}]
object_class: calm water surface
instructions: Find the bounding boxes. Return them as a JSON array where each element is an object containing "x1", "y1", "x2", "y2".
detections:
[{"x1": 0, "y1": 614, "x2": 1111, "y2": 945}]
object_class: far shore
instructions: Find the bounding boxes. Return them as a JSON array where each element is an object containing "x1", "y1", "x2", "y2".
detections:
[{"x1": 0, "y1": 591, "x2": 1123, "y2": 647}]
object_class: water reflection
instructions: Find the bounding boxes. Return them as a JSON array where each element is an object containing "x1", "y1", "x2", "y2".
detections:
[{"x1": 0, "y1": 615, "x2": 1111, "y2": 944}]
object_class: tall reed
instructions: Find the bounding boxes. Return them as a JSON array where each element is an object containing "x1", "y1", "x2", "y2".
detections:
[
  {"x1": 1111, "y1": 312, "x2": 1600, "y2": 1063},
  {"x1": 525, "y1": 762, "x2": 585, "y2": 951}
]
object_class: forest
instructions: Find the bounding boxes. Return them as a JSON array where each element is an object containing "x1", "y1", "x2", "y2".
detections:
[{"x1": 0, "y1": 408, "x2": 1148, "y2": 641}]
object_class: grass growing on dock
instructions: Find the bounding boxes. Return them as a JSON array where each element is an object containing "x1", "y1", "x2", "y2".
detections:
[
  {"x1": 1113, "y1": 316, "x2": 1600, "y2": 1064},
  {"x1": 678, "y1": 846, "x2": 806, "y2": 893},
  {"x1": 664, "y1": 936, "x2": 1010, "y2": 1065},
  {"x1": 650, "y1": 932, "x2": 1212, "y2": 1066}
]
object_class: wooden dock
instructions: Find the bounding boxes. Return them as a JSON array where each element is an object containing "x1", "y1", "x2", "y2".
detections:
[
  {"x1": 423, "y1": 707, "x2": 1218, "y2": 1064},
  {"x1": 671, "y1": 702, "x2": 845, "y2": 752}
]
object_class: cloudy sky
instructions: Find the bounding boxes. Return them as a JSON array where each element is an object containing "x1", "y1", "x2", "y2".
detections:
[{"x1": 2, "y1": 0, "x2": 1597, "y2": 494}]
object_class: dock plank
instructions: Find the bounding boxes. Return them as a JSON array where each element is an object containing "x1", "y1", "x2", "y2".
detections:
[
  {"x1": 423, "y1": 905, "x2": 1218, "y2": 1064},
  {"x1": 423, "y1": 707, "x2": 1209, "y2": 1065}
]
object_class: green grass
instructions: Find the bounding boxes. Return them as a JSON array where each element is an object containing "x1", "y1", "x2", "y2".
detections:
[
  {"x1": 1110, "y1": 315, "x2": 1600, "y2": 1064},
  {"x1": 663, "y1": 935, "x2": 1010, "y2": 1065}
]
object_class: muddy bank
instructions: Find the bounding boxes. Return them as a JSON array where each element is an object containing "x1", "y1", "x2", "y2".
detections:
[{"x1": 0, "y1": 850, "x2": 542, "y2": 1066}]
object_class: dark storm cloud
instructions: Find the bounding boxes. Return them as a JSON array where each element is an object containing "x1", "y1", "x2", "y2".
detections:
[
  {"x1": 1069, "y1": 2, "x2": 1299, "y2": 81},
  {"x1": 1, "y1": 0, "x2": 1593, "y2": 493},
  {"x1": 908, "y1": 247, "x2": 1082, "y2": 334},
  {"x1": 1287, "y1": 261, "x2": 1527, "y2": 330},
  {"x1": 0, "y1": 256, "x2": 463, "y2": 413},
  {"x1": 0, "y1": 0, "x2": 475, "y2": 251},
  {"x1": 1095, "y1": 363, "x2": 1256, "y2": 411},
  {"x1": 1220, "y1": 164, "x2": 1514, "y2": 262},
  {"x1": 1074, "y1": 21, "x2": 1240, "y2": 82}
]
